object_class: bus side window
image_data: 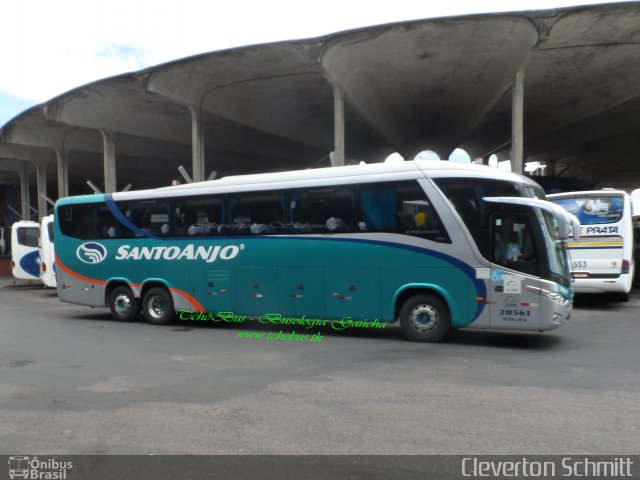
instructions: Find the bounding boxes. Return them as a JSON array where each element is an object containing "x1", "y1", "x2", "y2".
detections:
[
  {"x1": 228, "y1": 191, "x2": 285, "y2": 235},
  {"x1": 289, "y1": 186, "x2": 355, "y2": 234},
  {"x1": 174, "y1": 195, "x2": 224, "y2": 237},
  {"x1": 356, "y1": 180, "x2": 449, "y2": 242},
  {"x1": 359, "y1": 186, "x2": 396, "y2": 231},
  {"x1": 119, "y1": 200, "x2": 170, "y2": 237},
  {"x1": 433, "y1": 177, "x2": 519, "y2": 256},
  {"x1": 58, "y1": 204, "x2": 95, "y2": 239}
]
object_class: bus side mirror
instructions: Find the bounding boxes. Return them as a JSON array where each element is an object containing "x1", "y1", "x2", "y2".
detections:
[
  {"x1": 558, "y1": 212, "x2": 580, "y2": 241},
  {"x1": 558, "y1": 222, "x2": 570, "y2": 240}
]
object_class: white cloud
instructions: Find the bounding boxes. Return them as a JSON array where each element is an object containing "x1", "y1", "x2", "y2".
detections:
[{"x1": 0, "y1": 0, "x2": 619, "y2": 102}]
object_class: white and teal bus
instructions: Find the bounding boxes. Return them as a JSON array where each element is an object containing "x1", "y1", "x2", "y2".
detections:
[
  {"x1": 54, "y1": 161, "x2": 577, "y2": 342},
  {"x1": 549, "y1": 190, "x2": 635, "y2": 301}
]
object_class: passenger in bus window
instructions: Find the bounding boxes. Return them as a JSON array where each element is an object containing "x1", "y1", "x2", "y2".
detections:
[
  {"x1": 505, "y1": 231, "x2": 522, "y2": 261},
  {"x1": 326, "y1": 217, "x2": 348, "y2": 232},
  {"x1": 188, "y1": 211, "x2": 211, "y2": 236},
  {"x1": 414, "y1": 210, "x2": 427, "y2": 228}
]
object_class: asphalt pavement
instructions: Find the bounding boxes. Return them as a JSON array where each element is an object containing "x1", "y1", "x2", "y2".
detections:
[{"x1": 1, "y1": 277, "x2": 639, "y2": 455}]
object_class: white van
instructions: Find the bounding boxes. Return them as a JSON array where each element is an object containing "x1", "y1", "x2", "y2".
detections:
[
  {"x1": 39, "y1": 215, "x2": 56, "y2": 287},
  {"x1": 10, "y1": 220, "x2": 41, "y2": 281}
]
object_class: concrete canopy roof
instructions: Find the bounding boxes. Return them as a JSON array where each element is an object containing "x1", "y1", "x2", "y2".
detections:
[{"x1": 1, "y1": 1, "x2": 639, "y2": 196}]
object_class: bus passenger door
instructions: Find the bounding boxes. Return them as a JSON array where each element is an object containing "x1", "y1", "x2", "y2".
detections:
[
  {"x1": 204, "y1": 269, "x2": 232, "y2": 313},
  {"x1": 324, "y1": 267, "x2": 381, "y2": 321},
  {"x1": 489, "y1": 213, "x2": 541, "y2": 329}
]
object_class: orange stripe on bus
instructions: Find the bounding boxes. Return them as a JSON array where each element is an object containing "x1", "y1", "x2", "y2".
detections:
[
  {"x1": 169, "y1": 288, "x2": 205, "y2": 312},
  {"x1": 56, "y1": 255, "x2": 204, "y2": 311},
  {"x1": 55, "y1": 255, "x2": 108, "y2": 285}
]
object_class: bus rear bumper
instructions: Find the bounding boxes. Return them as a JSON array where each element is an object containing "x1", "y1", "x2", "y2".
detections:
[{"x1": 572, "y1": 276, "x2": 632, "y2": 294}]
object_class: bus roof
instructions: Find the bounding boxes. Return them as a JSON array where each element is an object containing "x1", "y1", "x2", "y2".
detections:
[{"x1": 58, "y1": 160, "x2": 541, "y2": 204}]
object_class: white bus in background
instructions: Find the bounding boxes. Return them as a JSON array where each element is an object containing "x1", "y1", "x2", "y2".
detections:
[
  {"x1": 549, "y1": 190, "x2": 634, "y2": 301},
  {"x1": 0, "y1": 225, "x2": 7, "y2": 254},
  {"x1": 39, "y1": 215, "x2": 56, "y2": 287},
  {"x1": 10, "y1": 220, "x2": 41, "y2": 281},
  {"x1": 633, "y1": 215, "x2": 640, "y2": 286}
]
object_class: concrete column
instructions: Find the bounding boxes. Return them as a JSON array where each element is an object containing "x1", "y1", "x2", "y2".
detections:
[
  {"x1": 510, "y1": 64, "x2": 526, "y2": 174},
  {"x1": 332, "y1": 84, "x2": 345, "y2": 167},
  {"x1": 189, "y1": 106, "x2": 205, "y2": 182},
  {"x1": 100, "y1": 130, "x2": 117, "y2": 193},
  {"x1": 18, "y1": 163, "x2": 30, "y2": 220},
  {"x1": 35, "y1": 161, "x2": 48, "y2": 219},
  {"x1": 55, "y1": 149, "x2": 69, "y2": 198}
]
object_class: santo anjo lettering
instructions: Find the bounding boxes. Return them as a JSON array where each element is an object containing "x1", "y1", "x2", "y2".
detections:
[{"x1": 114, "y1": 244, "x2": 243, "y2": 263}]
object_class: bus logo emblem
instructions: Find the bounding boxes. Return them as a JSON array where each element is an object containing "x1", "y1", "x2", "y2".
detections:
[{"x1": 76, "y1": 242, "x2": 108, "y2": 264}]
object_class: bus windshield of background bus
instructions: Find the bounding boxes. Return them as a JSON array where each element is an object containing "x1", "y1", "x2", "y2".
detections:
[{"x1": 552, "y1": 196, "x2": 623, "y2": 225}]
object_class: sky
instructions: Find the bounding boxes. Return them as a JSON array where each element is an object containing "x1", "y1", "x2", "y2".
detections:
[
  {"x1": 2, "y1": 0, "x2": 638, "y2": 210},
  {"x1": 0, "y1": 0, "x2": 627, "y2": 126}
]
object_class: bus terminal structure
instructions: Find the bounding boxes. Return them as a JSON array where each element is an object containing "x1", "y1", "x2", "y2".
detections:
[{"x1": 1, "y1": 2, "x2": 640, "y2": 224}]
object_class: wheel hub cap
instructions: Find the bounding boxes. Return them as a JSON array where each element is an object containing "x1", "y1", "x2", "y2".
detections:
[
  {"x1": 409, "y1": 304, "x2": 439, "y2": 333},
  {"x1": 149, "y1": 295, "x2": 166, "y2": 319},
  {"x1": 114, "y1": 294, "x2": 131, "y2": 315}
]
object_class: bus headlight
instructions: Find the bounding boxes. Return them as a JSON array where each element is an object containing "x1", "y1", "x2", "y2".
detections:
[{"x1": 526, "y1": 285, "x2": 571, "y2": 305}]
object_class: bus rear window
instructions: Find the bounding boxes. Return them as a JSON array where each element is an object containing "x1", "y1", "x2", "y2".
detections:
[
  {"x1": 17, "y1": 227, "x2": 39, "y2": 247},
  {"x1": 551, "y1": 196, "x2": 623, "y2": 225}
]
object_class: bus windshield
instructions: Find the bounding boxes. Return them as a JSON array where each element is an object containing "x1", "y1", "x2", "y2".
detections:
[{"x1": 539, "y1": 210, "x2": 571, "y2": 285}]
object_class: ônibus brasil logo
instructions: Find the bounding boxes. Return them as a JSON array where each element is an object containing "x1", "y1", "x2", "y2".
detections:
[{"x1": 76, "y1": 242, "x2": 107, "y2": 264}]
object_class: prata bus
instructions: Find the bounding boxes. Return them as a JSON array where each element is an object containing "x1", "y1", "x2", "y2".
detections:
[
  {"x1": 54, "y1": 161, "x2": 577, "y2": 342},
  {"x1": 549, "y1": 190, "x2": 635, "y2": 301}
]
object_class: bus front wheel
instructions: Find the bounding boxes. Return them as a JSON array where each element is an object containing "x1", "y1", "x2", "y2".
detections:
[
  {"x1": 142, "y1": 287, "x2": 175, "y2": 325},
  {"x1": 109, "y1": 286, "x2": 140, "y2": 322},
  {"x1": 399, "y1": 294, "x2": 450, "y2": 342}
]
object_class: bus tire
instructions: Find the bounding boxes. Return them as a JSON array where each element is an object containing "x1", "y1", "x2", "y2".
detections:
[
  {"x1": 142, "y1": 287, "x2": 175, "y2": 325},
  {"x1": 618, "y1": 292, "x2": 630, "y2": 302},
  {"x1": 399, "y1": 293, "x2": 450, "y2": 342},
  {"x1": 109, "y1": 286, "x2": 140, "y2": 322}
]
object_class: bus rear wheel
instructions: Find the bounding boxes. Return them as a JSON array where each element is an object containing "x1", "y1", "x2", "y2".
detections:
[
  {"x1": 399, "y1": 293, "x2": 450, "y2": 342},
  {"x1": 109, "y1": 286, "x2": 140, "y2": 322},
  {"x1": 142, "y1": 287, "x2": 175, "y2": 325}
]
